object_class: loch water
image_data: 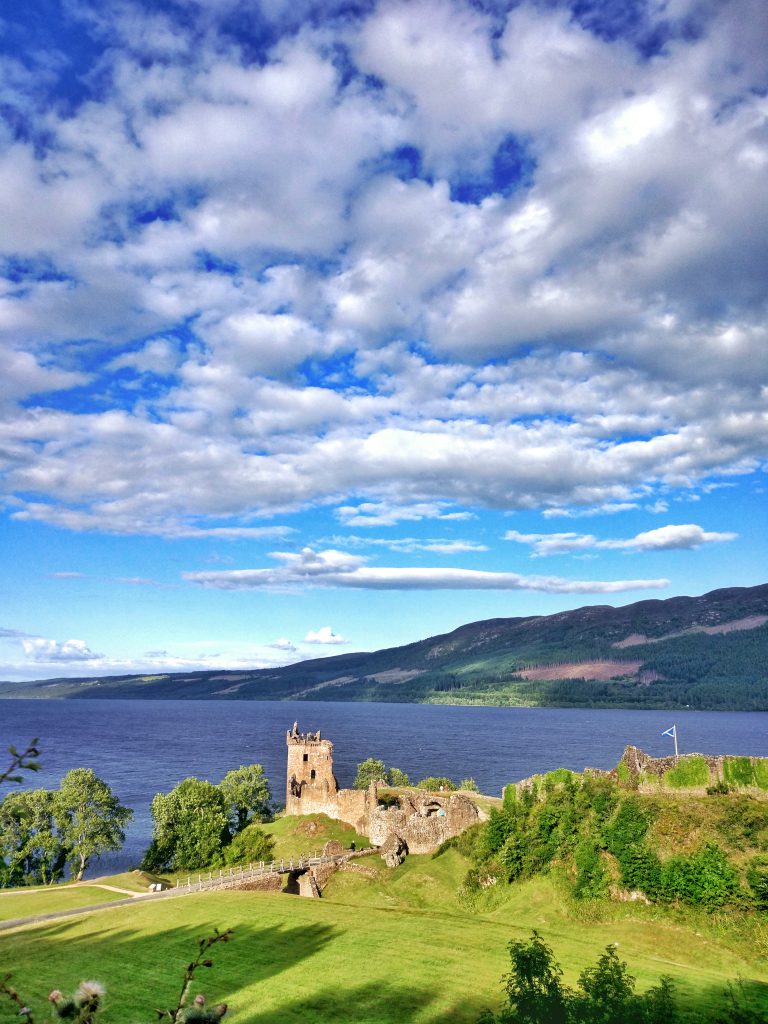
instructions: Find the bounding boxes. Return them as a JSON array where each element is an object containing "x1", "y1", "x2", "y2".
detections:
[{"x1": 1, "y1": 699, "x2": 766, "y2": 875}]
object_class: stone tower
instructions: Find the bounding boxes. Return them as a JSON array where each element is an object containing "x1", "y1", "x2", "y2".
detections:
[{"x1": 285, "y1": 722, "x2": 339, "y2": 816}]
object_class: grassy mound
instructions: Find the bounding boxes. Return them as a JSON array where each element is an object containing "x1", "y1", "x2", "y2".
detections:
[{"x1": 259, "y1": 813, "x2": 371, "y2": 861}]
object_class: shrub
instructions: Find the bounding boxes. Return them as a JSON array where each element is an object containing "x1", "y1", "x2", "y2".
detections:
[
  {"x1": 459, "y1": 777, "x2": 480, "y2": 792},
  {"x1": 502, "y1": 784, "x2": 517, "y2": 810},
  {"x1": 223, "y1": 824, "x2": 275, "y2": 866},
  {"x1": 659, "y1": 843, "x2": 740, "y2": 908},
  {"x1": 745, "y1": 855, "x2": 768, "y2": 910},
  {"x1": 573, "y1": 840, "x2": 608, "y2": 900},
  {"x1": 707, "y1": 779, "x2": 732, "y2": 795}
]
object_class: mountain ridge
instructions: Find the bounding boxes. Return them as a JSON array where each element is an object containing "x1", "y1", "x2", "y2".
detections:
[{"x1": 2, "y1": 583, "x2": 766, "y2": 710}]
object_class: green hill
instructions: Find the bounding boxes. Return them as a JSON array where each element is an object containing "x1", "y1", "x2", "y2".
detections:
[{"x1": 1, "y1": 583, "x2": 766, "y2": 710}]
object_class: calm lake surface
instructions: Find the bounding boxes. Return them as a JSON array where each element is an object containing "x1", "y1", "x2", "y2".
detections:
[{"x1": 1, "y1": 699, "x2": 766, "y2": 875}]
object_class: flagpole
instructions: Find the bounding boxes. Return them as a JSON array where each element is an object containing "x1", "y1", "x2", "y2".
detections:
[{"x1": 673, "y1": 724, "x2": 678, "y2": 758}]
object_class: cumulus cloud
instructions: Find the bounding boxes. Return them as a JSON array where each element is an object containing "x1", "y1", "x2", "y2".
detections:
[
  {"x1": 505, "y1": 524, "x2": 737, "y2": 556},
  {"x1": 304, "y1": 626, "x2": 347, "y2": 645},
  {"x1": 20, "y1": 638, "x2": 103, "y2": 663},
  {"x1": 184, "y1": 547, "x2": 668, "y2": 593},
  {"x1": 0, "y1": 0, "x2": 764, "y2": 548}
]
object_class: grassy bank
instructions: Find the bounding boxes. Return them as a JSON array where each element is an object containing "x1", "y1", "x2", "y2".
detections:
[{"x1": 2, "y1": 849, "x2": 766, "y2": 1023}]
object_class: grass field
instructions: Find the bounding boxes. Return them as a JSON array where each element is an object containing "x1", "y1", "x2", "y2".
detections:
[
  {"x1": 0, "y1": 884, "x2": 128, "y2": 922},
  {"x1": 1, "y1": 848, "x2": 767, "y2": 1024}
]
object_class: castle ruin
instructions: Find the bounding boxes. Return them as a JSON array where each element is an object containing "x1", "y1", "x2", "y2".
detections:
[{"x1": 285, "y1": 723, "x2": 482, "y2": 856}]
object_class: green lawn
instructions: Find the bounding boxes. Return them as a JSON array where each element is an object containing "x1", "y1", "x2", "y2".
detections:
[
  {"x1": 0, "y1": 884, "x2": 128, "y2": 922},
  {"x1": 1, "y1": 850, "x2": 766, "y2": 1023},
  {"x1": 259, "y1": 813, "x2": 371, "y2": 861}
]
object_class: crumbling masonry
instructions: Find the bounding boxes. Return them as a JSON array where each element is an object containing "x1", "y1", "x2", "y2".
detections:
[{"x1": 286, "y1": 723, "x2": 482, "y2": 857}]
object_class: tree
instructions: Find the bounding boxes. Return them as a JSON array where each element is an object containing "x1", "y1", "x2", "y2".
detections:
[
  {"x1": 388, "y1": 767, "x2": 410, "y2": 786},
  {"x1": 223, "y1": 823, "x2": 275, "y2": 866},
  {"x1": 0, "y1": 788, "x2": 66, "y2": 887},
  {"x1": 219, "y1": 765, "x2": 272, "y2": 833},
  {"x1": 459, "y1": 777, "x2": 479, "y2": 792},
  {"x1": 416, "y1": 776, "x2": 457, "y2": 791},
  {"x1": 143, "y1": 778, "x2": 230, "y2": 872},
  {"x1": 353, "y1": 758, "x2": 388, "y2": 789},
  {"x1": 574, "y1": 945, "x2": 638, "y2": 1024},
  {"x1": 501, "y1": 930, "x2": 570, "y2": 1024},
  {"x1": 54, "y1": 768, "x2": 133, "y2": 882}
]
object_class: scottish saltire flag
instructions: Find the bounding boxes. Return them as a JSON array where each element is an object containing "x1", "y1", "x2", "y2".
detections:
[{"x1": 662, "y1": 726, "x2": 676, "y2": 738}]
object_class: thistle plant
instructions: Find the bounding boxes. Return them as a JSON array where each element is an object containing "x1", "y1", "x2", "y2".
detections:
[
  {"x1": 0, "y1": 931, "x2": 231, "y2": 1023},
  {"x1": 155, "y1": 928, "x2": 232, "y2": 1023},
  {"x1": 48, "y1": 981, "x2": 105, "y2": 1023}
]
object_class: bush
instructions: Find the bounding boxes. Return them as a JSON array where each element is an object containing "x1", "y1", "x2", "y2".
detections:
[
  {"x1": 478, "y1": 932, "x2": 679, "y2": 1024},
  {"x1": 745, "y1": 855, "x2": 768, "y2": 909},
  {"x1": 573, "y1": 840, "x2": 608, "y2": 900},
  {"x1": 707, "y1": 779, "x2": 732, "y2": 795},
  {"x1": 459, "y1": 777, "x2": 480, "y2": 792},
  {"x1": 659, "y1": 843, "x2": 740, "y2": 908},
  {"x1": 223, "y1": 824, "x2": 275, "y2": 866}
]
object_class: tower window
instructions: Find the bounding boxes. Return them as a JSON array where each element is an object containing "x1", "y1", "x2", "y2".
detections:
[
  {"x1": 310, "y1": 769, "x2": 316, "y2": 780},
  {"x1": 303, "y1": 753, "x2": 308, "y2": 762}
]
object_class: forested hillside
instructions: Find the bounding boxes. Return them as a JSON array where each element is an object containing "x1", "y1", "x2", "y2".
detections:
[{"x1": 1, "y1": 584, "x2": 766, "y2": 710}]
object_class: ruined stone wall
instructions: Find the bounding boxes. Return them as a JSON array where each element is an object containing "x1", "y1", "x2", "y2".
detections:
[
  {"x1": 368, "y1": 792, "x2": 480, "y2": 854},
  {"x1": 285, "y1": 723, "x2": 482, "y2": 854},
  {"x1": 335, "y1": 786, "x2": 374, "y2": 834},
  {"x1": 510, "y1": 747, "x2": 768, "y2": 798}
]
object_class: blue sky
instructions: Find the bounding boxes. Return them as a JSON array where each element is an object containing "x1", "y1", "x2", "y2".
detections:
[{"x1": 0, "y1": 0, "x2": 765, "y2": 682}]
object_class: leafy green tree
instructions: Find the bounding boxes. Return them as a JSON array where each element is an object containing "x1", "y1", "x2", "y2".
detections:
[
  {"x1": 479, "y1": 934, "x2": 678, "y2": 1024},
  {"x1": 459, "y1": 778, "x2": 479, "y2": 792},
  {"x1": 54, "y1": 769, "x2": 132, "y2": 881},
  {"x1": 388, "y1": 767, "x2": 410, "y2": 786},
  {"x1": 501, "y1": 930, "x2": 570, "y2": 1024},
  {"x1": 223, "y1": 823, "x2": 275, "y2": 866},
  {"x1": 416, "y1": 776, "x2": 457, "y2": 791},
  {"x1": 354, "y1": 758, "x2": 388, "y2": 789},
  {"x1": 574, "y1": 945, "x2": 638, "y2": 1024},
  {"x1": 0, "y1": 788, "x2": 66, "y2": 886},
  {"x1": 143, "y1": 778, "x2": 229, "y2": 872},
  {"x1": 219, "y1": 765, "x2": 272, "y2": 833}
]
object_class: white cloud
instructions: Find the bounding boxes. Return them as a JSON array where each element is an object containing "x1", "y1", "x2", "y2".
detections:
[
  {"x1": 20, "y1": 637, "x2": 103, "y2": 663},
  {"x1": 335, "y1": 501, "x2": 474, "y2": 528},
  {"x1": 0, "y1": 0, "x2": 764, "y2": 546},
  {"x1": 505, "y1": 523, "x2": 737, "y2": 556},
  {"x1": 267, "y1": 637, "x2": 297, "y2": 651},
  {"x1": 304, "y1": 626, "x2": 347, "y2": 645},
  {"x1": 184, "y1": 546, "x2": 668, "y2": 593}
]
